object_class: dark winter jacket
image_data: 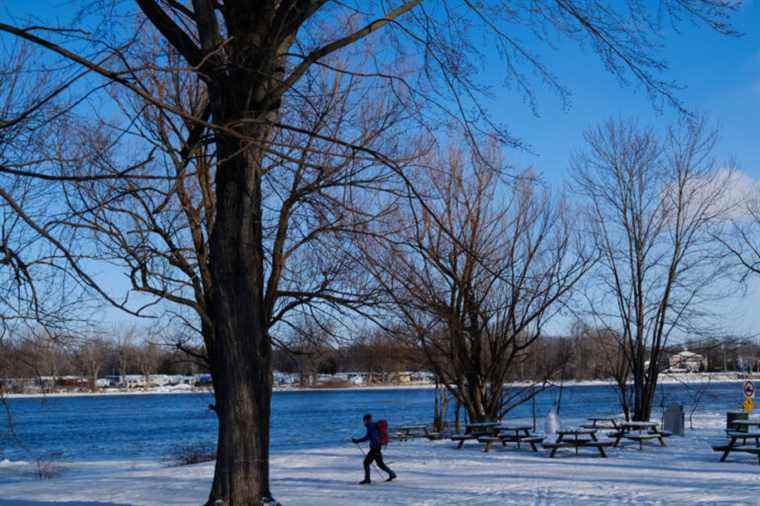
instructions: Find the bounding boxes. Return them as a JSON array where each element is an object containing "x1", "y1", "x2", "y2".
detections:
[{"x1": 356, "y1": 422, "x2": 381, "y2": 449}]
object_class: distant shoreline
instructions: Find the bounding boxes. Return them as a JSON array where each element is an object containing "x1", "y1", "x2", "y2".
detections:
[
  {"x1": 3, "y1": 372, "x2": 752, "y2": 399},
  {"x1": 3, "y1": 384, "x2": 434, "y2": 399}
]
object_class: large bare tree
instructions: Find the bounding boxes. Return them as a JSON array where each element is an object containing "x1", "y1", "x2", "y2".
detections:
[
  {"x1": 0, "y1": 1, "x2": 741, "y2": 503},
  {"x1": 365, "y1": 143, "x2": 594, "y2": 422},
  {"x1": 52, "y1": 31, "x2": 410, "y2": 502},
  {"x1": 573, "y1": 117, "x2": 733, "y2": 421}
]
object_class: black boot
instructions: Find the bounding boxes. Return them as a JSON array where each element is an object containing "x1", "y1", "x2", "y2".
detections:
[
  {"x1": 386, "y1": 472, "x2": 397, "y2": 482},
  {"x1": 359, "y1": 478, "x2": 371, "y2": 485}
]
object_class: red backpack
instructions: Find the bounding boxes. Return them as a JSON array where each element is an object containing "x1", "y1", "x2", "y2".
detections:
[{"x1": 377, "y1": 419, "x2": 390, "y2": 446}]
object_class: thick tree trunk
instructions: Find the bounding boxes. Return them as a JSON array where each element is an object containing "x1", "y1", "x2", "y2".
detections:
[
  {"x1": 208, "y1": 346, "x2": 272, "y2": 505},
  {"x1": 206, "y1": 124, "x2": 274, "y2": 504},
  {"x1": 463, "y1": 380, "x2": 493, "y2": 422}
]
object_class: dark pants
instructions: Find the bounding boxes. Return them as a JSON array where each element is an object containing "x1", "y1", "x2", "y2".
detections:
[{"x1": 363, "y1": 446, "x2": 393, "y2": 481}]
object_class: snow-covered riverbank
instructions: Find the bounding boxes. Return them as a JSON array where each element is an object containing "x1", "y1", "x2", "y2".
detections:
[
  {"x1": 2, "y1": 383, "x2": 433, "y2": 399},
  {"x1": 0, "y1": 413, "x2": 757, "y2": 505},
  {"x1": 4, "y1": 371, "x2": 753, "y2": 399}
]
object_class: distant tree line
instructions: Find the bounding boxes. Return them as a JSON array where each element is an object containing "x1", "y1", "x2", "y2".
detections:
[
  {"x1": 0, "y1": 331, "x2": 206, "y2": 392},
  {"x1": 277, "y1": 332, "x2": 760, "y2": 381},
  {"x1": 2, "y1": 323, "x2": 757, "y2": 394}
]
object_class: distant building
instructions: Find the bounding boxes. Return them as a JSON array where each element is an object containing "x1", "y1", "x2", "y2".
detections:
[
  {"x1": 332, "y1": 372, "x2": 366, "y2": 385},
  {"x1": 410, "y1": 371, "x2": 435, "y2": 383},
  {"x1": 388, "y1": 371, "x2": 412, "y2": 384},
  {"x1": 194, "y1": 373, "x2": 213, "y2": 386},
  {"x1": 737, "y1": 356, "x2": 759, "y2": 373},
  {"x1": 669, "y1": 349, "x2": 706, "y2": 373},
  {"x1": 109, "y1": 374, "x2": 147, "y2": 388}
]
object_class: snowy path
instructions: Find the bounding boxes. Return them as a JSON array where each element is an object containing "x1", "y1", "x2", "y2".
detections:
[{"x1": 2, "y1": 427, "x2": 760, "y2": 505}]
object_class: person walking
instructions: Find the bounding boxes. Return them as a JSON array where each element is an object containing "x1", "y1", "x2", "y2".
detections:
[{"x1": 351, "y1": 413, "x2": 396, "y2": 485}]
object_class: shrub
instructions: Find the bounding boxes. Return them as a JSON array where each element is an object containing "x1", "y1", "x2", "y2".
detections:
[
  {"x1": 164, "y1": 442, "x2": 216, "y2": 466},
  {"x1": 34, "y1": 452, "x2": 64, "y2": 479}
]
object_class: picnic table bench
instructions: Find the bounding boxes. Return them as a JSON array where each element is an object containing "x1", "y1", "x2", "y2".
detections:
[
  {"x1": 477, "y1": 435, "x2": 503, "y2": 452},
  {"x1": 450, "y1": 433, "x2": 480, "y2": 449},
  {"x1": 728, "y1": 420, "x2": 760, "y2": 432},
  {"x1": 713, "y1": 431, "x2": 760, "y2": 463},
  {"x1": 498, "y1": 425, "x2": 543, "y2": 450},
  {"x1": 543, "y1": 428, "x2": 613, "y2": 458},
  {"x1": 609, "y1": 421, "x2": 670, "y2": 450},
  {"x1": 452, "y1": 421, "x2": 501, "y2": 449},
  {"x1": 477, "y1": 425, "x2": 544, "y2": 452}
]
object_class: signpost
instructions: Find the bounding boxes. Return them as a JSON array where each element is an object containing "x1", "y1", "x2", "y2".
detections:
[{"x1": 744, "y1": 380, "x2": 755, "y2": 414}]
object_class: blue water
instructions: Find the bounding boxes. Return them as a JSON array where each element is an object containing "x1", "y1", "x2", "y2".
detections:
[{"x1": 0, "y1": 382, "x2": 744, "y2": 462}]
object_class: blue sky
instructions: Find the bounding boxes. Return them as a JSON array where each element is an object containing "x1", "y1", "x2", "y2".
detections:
[
  {"x1": 479, "y1": 2, "x2": 760, "y2": 183},
  {"x1": 2, "y1": 0, "x2": 755, "y2": 177},
  {"x1": 470, "y1": 2, "x2": 760, "y2": 337},
  {"x1": 2, "y1": 1, "x2": 759, "y2": 337}
]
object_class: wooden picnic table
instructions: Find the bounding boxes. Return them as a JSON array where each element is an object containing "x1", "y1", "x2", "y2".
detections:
[
  {"x1": 611, "y1": 421, "x2": 670, "y2": 450},
  {"x1": 619, "y1": 421, "x2": 658, "y2": 430},
  {"x1": 465, "y1": 421, "x2": 501, "y2": 435},
  {"x1": 711, "y1": 416, "x2": 760, "y2": 463},
  {"x1": 557, "y1": 428, "x2": 599, "y2": 442},
  {"x1": 500, "y1": 424, "x2": 533, "y2": 432},
  {"x1": 713, "y1": 430, "x2": 760, "y2": 464},
  {"x1": 397, "y1": 424, "x2": 428, "y2": 434},
  {"x1": 466, "y1": 422, "x2": 500, "y2": 429},
  {"x1": 581, "y1": 417, "x2": 620, "y2": 430},
  {"x1": 451, "y1": 422, "x2": 500, "y2": 449},
  {"x1": 544, "y1": 428, "x2": 612, "y2": 458},
  {"x1": 393, "y1": 424, "x2": 429, "y2": 441},
  {"x1": 491, "y1": 425, "x2": 543, "y2": 452}
]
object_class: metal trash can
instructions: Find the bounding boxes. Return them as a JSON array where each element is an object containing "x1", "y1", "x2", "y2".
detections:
[
  {"x1": 663, "y1": 405, "x2": 685, "y2": 436},
  {"x1": 727, "y1": 411, "x2": 749, "y2": 433}
]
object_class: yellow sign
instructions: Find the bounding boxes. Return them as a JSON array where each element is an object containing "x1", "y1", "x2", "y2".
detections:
[{"x1": 744, "y1": 397, "x2": 754, "y2": 414}]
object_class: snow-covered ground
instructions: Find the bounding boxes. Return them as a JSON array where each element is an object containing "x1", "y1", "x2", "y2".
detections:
[{"x1": 1, "y1": 413, "x2": 759, "y2": 505}]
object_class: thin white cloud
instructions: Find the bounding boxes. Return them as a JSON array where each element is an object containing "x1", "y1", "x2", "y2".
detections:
[
  {"x1": 719, "y1": 169, "x2": 760, "y2": 220},
  {"x1": 663, "y1": 168, "x2": 760, "y2": 224}
]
